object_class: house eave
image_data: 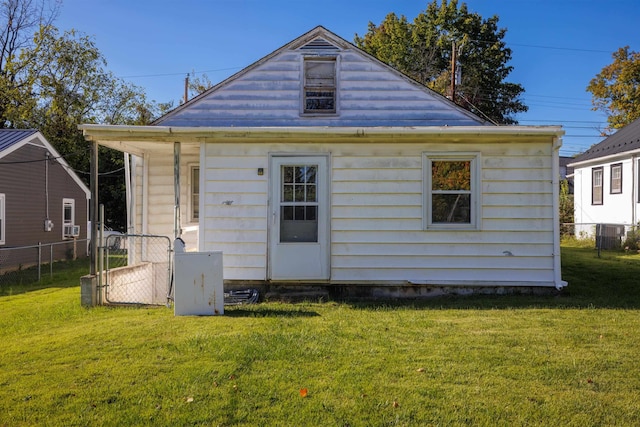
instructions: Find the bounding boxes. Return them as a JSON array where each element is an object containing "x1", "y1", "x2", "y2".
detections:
[
  {"x1": 80, "y1": 124, "x2": 564, "y2": 147},
  {"x1": 568, "y1": 147, "x2": 640, "y2": 168}
]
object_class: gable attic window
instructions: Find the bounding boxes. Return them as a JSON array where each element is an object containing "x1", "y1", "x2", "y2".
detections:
[
  {"x1": 592, "y1": 167, "x2": 603, "y2": 205},
  {"x1": 423, "y1": 153, "x2": 480, "y2": 230},
  {"x1": 610, "y1": 163, "x2": 622, "y2": 194},
  {"x1": 303, "y1": 57, "x2": 336, "y2": 114}
]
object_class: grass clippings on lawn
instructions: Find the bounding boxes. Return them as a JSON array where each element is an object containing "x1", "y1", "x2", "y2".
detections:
[{"x1": 1, "y1": 245, "x2": 639, "y2": 426}]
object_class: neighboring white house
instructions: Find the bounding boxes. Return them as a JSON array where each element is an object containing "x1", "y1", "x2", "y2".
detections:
[
  {"x1": 81, "y1": 26, "x2": 566, "y2": 294},
  {"x1": 569, "y1": 117, "x2": 640, "y2": 238}
]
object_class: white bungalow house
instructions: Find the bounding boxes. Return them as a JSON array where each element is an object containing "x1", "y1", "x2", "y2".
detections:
[
  {"x1": 81, "y1": 26, "x2": 566, "y2": 296},
  {"x1": 569, "y1": 117, "x2": 640, "y2": 239}
]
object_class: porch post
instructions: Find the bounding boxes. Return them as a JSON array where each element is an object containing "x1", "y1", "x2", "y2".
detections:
[
  {"x1": 174, "y1": 141, "x2": 181, "y2": 239},
  {"x1": 90, "y1": 140, "x2": 99, "y2": 276}
]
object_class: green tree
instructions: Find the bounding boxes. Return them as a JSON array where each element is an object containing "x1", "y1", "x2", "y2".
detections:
[
  {"x1": 587, "y1": 46, "x2": 640, "y2": 130},
  {"x1": 0, "y1": 0, "x2": 60, "y2": 128},
  {"x1": 1, "y1": 0, "x2": 169, "y2": 229},
  {"x1": 354, "y1": 0, "x2": 527, "y2": 124},
  {"x1": 13, "y1": 26, "x2": 167, "y2": 229},
  {"x1": 559, "y1": 179, "x2": 574, "y2": 236},
  {"x1": 186, "y1": 71, "x2": 214, "y2": 101}
]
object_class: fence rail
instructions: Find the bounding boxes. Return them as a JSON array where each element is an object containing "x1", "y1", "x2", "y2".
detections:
[
  {"x1": 0, "y1": 239, "x2": 89, "y2": 286},
  {"x1": 561, "y1": 223, "x2": 640, "y2": 254}
]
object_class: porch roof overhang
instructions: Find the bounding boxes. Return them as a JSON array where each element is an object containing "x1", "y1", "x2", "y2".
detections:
[{"x1": 80, "y1": 124, "x2": 564, "y2": 155}]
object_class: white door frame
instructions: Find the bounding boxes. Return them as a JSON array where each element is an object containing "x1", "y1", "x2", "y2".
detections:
[{"x1": 268, "y1": 154, "x2": 330, "y2": 281}]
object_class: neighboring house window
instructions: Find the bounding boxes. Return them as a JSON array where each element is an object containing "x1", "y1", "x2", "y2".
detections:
[
  {"x1": 0, "y1": 193, "x2": 5, "y2": 245},
  {"x1": 303, "y1": 58, "x2": 336, "y2": 114},
  {"x1": 423, "y1": 153, "x2": 480, "y2": 230},
  {"x1": 610, "y1": 163, "x2": 622, "y2": 194},
  {"x1": 190, "y1": 166, "x2": 199, "y2": 222},
  {"x1": 62, "y1": 198, "x2": 75, "y2": 239},
  {"x1": 592, "y1": 167, "x2": 603, "y2": 205}
]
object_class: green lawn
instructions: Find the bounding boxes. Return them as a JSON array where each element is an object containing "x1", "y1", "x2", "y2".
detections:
[{"x1": 1, "y1": 245, "x2": 639, "y2": 426}]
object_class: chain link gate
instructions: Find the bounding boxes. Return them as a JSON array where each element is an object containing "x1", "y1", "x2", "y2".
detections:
[{"x1": 103, "y1": 234, "x2": 172, "y2": 305}]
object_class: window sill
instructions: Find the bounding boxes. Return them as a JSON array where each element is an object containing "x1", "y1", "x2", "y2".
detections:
[
  {"x1": 425, "y1": 224, "x2": 480, "y2": 231},
  {"x1": 300, "y1": 112, "x2": 338, "y2": 117}
]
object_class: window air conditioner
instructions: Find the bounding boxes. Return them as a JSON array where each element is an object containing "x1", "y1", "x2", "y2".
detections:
[{"x1": 64, "y1": 224, "x2": 80, "y2": 237}]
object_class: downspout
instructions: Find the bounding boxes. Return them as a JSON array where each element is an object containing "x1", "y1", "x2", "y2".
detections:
[
  {"x1": 174, "y1": 142, "x2": 181, "y2": 239},
  {"x1": 632, "y1": 155, "x2": 637, "y2": 226},
  {"x1": 552, "y1": 137, "x2": 567, "y2": 289}
]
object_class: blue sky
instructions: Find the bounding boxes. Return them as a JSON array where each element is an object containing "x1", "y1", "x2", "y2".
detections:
[{"x1": 57, "y1": 0, "x2": 640, "y2": 156}]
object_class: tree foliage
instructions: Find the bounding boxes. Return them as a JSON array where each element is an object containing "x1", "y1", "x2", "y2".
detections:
[
  {"x1": 1, "y1": 0, "x2": 169, "y2": 230},
  {"x1": 0, "y1": 0, "x2": 60, "y2": 127},
  {"x1": 559, "y1": 179, "x2": 573, "y2": 226},
  {"x1": 354, "y1": 0, "x2": 527, "y2": 124},
  {"x1": 587, "y1": 46, "x2": 640, "y2": 130},
  {"x1": 186, "y1": 71, "x2": 214, "y2": 101}
]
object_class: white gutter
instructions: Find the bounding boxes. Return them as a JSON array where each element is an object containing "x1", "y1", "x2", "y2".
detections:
[
  {"x1": 80, "y1": 124, "x2": 564, "y2": 138},
  {"x1": 552, "y1": 137, "x2": 568, "y2": 290}
]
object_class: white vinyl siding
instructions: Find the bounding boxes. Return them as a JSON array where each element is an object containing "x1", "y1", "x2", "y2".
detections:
[
  {"x1": 156, "y1": 40, "x2": 482, "y2": 128},
  {"x1": 573, "y1": 157, "x2": 638, "y2": 235},
  {"x1": 0, "y1": 193, "x2": 5, "y2": 245},
  {"x1": 195, "y1": 140, "x2": 555, "y2": 286},
  {"x1": 131, "y1": 146, "x2": 200, "y2": 250}
]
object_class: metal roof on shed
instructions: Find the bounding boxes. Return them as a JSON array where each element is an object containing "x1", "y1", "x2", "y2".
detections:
[
  {"x1": 0, "y1": 129, "x2": 38, "y2": 152},
  {"x1": 571, "y1": 117, "x2": 640, "y2": 164}
]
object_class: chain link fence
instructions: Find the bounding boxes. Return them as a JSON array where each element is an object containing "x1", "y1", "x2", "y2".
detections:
[
  {"x1": 0, "y1": 239, "x2": 89, "y2": 287},
  {"x1": 102, "y1": 234, "x2": 172, "y2": 306},
  {"x1": 561, "y1": 223, "x2": 640, "y2": 254}
]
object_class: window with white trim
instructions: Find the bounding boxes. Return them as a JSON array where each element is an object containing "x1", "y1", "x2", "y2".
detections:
[
  {"x1": 0, "y1": 193, "x2": 5, "y2": 245},
  {"x1": 424, "y1": 153, "x2": 480, "y2": 229},
  {"x1": 592, "y1": 167, "x2": 603, "y2": 205},
  {"x1": 303, "y1": 57, "x2": 336, "y2": 114},
  {"x1": 62, "y1": 198, "x2": 75, "y2": 239},
  {"x1": 190, "y1": 166, "x2": 199, "y2": 222},
  {"x1": 610, "y1": 163, "x2": 622, "y2": 194}
]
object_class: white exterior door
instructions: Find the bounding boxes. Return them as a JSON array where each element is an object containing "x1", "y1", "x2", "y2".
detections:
[{"x1": 269, "y1": 155, "x2": 329, "y2": 280}]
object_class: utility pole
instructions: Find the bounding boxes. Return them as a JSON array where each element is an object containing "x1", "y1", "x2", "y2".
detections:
[
  {"x1": 184, "y1": 73, "x2": 189, "y2": 104},
  {"x1": 450, "y1": 41, "x2": 457, "y2": 102}
]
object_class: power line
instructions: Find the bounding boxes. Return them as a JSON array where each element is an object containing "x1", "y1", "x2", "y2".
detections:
[
  {"x1": 508, "y1": 42, "x2": 611, "y2": 54},
  {"x1": 0, "y1": 154, "x2": 125, "y2": 176},
  {"x1": 466, "y1": 36, "x2": 614, "y2": 54},
  {"x1": 517, "y1": 119, "x2": 606, "y2": 124},
  {"x1": 120, "y1": 67, "x2": 242, "y2": 80}
]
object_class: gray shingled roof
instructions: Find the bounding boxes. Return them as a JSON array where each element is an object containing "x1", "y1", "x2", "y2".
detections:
[
  {"x1": 0, "y1": 129, "x2": 38, "y2": 152},
  {"x1": 571, "y1": 117, "x2": 640, "y2": 164}
]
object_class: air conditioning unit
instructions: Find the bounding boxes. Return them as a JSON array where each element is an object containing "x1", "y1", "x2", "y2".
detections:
[{"x1": 63, "y1": 224, "x2": 80, "y2": 237}]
